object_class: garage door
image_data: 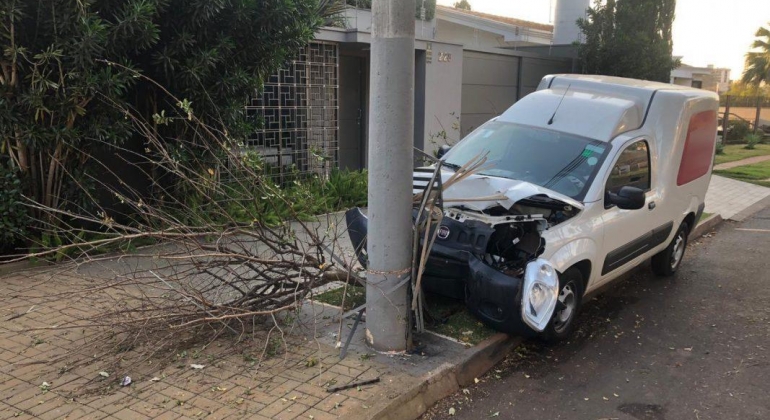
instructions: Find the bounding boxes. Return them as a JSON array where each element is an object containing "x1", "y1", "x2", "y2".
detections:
[
  {"x1": 461, "y1": 51, "x2": 519, "y2": 136},
  {"x1": 461, "y1": 51, "x2": 572, "y2": 136}
]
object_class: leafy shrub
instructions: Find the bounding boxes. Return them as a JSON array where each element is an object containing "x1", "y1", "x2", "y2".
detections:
[
  {"x1": 176, "y1": 165, "x2": 368, "y2": 227},
  {"x1": 745, "y1": 133, "x2": 762, "y2": 150},
  {"x1": 1, "y1": 0, "x2": 341, "y2": 246},
  {"x1": 271, "y1": 169, "x2": 368, "y2": 221},
  {"x1": 0, "y1": 162, "x2": 29, "y2": 254},
  {"x1": 323, "y1": 169, "x2": 368, "y2": 209},
  {"x1": 715, "y1": 140, "x2": 725, "y2": 155},
  {"x1": 725, "y1": 120, "x2": 751, "y2": 143}
]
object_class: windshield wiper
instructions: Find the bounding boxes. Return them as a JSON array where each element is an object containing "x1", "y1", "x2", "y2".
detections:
[{"x1": 441, "y1": 161, "x2": 461, "y2": 171}]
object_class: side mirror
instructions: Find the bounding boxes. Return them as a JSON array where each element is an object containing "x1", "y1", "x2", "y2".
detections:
[
  {"x1": 607, "y1": 186, "x2": 646, "y2": 210},
  {"x1": 437, "y1": 144, "x2": 452, "y2": 159}
]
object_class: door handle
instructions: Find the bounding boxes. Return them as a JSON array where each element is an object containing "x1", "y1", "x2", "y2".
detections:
[{"x1": 648, "y1": 201, "x2": 656, "y2": 210}]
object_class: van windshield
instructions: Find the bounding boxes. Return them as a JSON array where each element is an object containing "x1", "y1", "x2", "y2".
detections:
[{"x1": 443, "y1": 121, "x2": 609, "y2": 201}]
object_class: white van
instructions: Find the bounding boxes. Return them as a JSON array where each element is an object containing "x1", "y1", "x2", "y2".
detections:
[{"x1": 347, "y1": 74, "x2": 719, "y2": 340}]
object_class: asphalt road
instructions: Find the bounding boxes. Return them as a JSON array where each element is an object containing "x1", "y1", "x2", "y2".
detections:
[{"x1": 423, "y1": 207, "x2": 770, "y2": 420}]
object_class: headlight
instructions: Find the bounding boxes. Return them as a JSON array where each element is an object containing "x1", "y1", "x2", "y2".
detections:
[{"x1": 521, "y1": 259, "x2": 559, "y2": 332}]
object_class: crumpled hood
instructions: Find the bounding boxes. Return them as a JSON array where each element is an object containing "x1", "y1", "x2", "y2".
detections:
[{"x1": 428, "y1": 169, "x2": 584, "y2": 212}]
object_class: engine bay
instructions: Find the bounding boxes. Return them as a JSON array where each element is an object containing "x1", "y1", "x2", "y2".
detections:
[{"x1": 440, "y1": 194, "x2": 579, "y2": 277}]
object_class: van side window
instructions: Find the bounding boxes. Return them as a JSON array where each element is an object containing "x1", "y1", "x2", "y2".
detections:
[{"x1": 606, "y1": 140, "x2": 650, "y2": 194}]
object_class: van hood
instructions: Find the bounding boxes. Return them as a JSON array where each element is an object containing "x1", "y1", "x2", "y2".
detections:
[{"x1": 422, "y1": 169, "x2": 584, "y2": 212}]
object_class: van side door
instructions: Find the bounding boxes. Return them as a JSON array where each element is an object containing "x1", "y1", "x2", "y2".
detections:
[{"x1": 598, "y1": 139, "x2": 667, "y2": 283}]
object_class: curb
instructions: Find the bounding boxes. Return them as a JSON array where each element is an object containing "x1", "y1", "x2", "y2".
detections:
[
  {"x1": 0, "y1": 260, "x2": 51, "y2": 277},
  {"x1": 729, "y1": 195, "x2": 770, "y2": 222},
  {"x1": 349, "y1": 333, "x2": 523, "y2": 420},
  {"x1": 689, "y1": 213, "x2": 724, "y2": 240}
]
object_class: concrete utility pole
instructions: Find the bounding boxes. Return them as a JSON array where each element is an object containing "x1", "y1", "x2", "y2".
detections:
[{"x1": 366, "y1": 0, "x2": 415, "y2": 351}]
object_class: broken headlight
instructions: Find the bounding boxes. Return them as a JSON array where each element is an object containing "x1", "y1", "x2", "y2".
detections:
[{"x1": 520, "y1": 259, "x2": 559, "y2": 332}]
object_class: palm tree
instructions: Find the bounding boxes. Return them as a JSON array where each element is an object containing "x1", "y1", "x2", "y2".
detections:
[{"x1": 742, "y1": 23, "x2": 770, "y2": 87}]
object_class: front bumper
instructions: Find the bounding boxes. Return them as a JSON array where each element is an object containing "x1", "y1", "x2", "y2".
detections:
[
  {"x1": 345, "y1": 207, "x2": 533, "y2": 335},
  {"x1": 465, "y1": 255, "x2": 532, "y2": 335}
]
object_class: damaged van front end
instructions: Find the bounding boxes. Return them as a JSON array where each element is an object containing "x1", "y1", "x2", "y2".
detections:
[{"x1": 345, "y1": 172, "x2": 583, "y2": 335}]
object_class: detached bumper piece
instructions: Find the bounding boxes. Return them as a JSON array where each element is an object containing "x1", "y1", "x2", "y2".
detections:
[
  {"x1": 419, "y1": 213, "x2": 494, "y2": 300},
  {"x1": 465, "y1": 255, "x2": 530, "y2": 335}
]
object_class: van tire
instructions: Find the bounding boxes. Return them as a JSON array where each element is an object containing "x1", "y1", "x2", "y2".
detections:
[
  {"x1": 541, "y1": 267, "x2": 584, "y2": 342},
  {"x1": 651, "y1": 221, "x2": 689, "y2": 277}
]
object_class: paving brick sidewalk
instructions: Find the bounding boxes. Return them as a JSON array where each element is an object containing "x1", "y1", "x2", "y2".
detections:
[
  {"x1": 704, "y1": 174, "x2": 770, "y2": 220},
  {"x1": 0, "y1": 267, "x2": 447, "y2": 420}
]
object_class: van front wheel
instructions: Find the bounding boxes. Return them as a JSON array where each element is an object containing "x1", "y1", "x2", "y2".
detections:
[
  {"x1": 541, "y1": 267, "x2": 584, "y2": 342},
  {"x1": 651, "y1": 222, "x2": 689, "y2": 277}
]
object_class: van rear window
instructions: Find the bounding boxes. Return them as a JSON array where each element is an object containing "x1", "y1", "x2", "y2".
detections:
[{"x1": 677, "y1": 111, "x2": 717, "y2": 186}]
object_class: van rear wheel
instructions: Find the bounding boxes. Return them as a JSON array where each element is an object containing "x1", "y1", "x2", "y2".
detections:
[{"x1": 651, "y1": 222, "x2": 689, "y2": 277}]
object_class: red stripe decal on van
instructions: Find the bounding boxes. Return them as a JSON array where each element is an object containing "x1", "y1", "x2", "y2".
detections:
[{"x1": 677, "y1": 110, "x2": 717, "y2": 186}]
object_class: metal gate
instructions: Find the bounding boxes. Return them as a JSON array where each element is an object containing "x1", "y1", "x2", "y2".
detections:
[{"x1": 247, "y1": 42, "x2": 339, "y2": 176}]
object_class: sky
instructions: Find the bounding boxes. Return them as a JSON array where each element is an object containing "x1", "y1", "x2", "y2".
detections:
[{"x1": 436, "y1": 0, "x2": 770, "y2": 79}]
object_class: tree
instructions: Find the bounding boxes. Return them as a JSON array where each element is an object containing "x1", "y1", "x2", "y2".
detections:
[
  {"x1": 727, "y1": 81, "x2": 770, "y2": 97},
  {"x1": 0, "y1": 0, "x2": 137, "y2": 231},
  {"x1": 741, "y1": 23, "x2": 770, "y2": 89},
  {"x1": 454, "y1": 0, "x2": 472, "y2": 11},
  {"x1": 0, "y1": 0, "x2": 340, "y2": 241},
  {"x1": 577, "y1": 0, "x2": 679, "y2": 82}
]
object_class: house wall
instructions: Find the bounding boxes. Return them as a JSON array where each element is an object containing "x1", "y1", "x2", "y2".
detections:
[
  {"x1": 421, "y1": 42, "x2": 464, "y2": 155},
  {"x1": 342, "y1": 7, "x2": 436, "y2": 41},
  {"x1": 672, "y1": 77, "x2": 692, "y2": 87},
  {"x1": 671, "y1": 66, "x2": 731, "y2": 94},
  {"x1": 519, "y1": 55, "x2": 573, "y2": 97},
  {"x1": 460, "y1": 50, "x2": 572, "y2": 136},
  {"x1": 461, "y1": 50, "x2": 518, "y2": 136},
  {"x1": 435, "y1": 20, "x2": 505, "y2": 50}
]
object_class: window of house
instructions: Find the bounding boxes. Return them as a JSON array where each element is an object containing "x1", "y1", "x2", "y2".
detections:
[{"x1": 606, "y1": 140, "x2": 651, "y2": 195}]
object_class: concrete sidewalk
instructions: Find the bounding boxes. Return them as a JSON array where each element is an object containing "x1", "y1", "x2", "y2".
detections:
[
  {"x1": 704, "y1": 175, "x2": 770, "y2": 221},
  {"x1": 713, "y1": 155, "x2": 770, "y2": 170}
]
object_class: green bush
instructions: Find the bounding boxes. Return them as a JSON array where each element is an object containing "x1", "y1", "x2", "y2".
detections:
[
  {"x1": 0, "y1": 162, "x2": 29, "y2": 253},
  {"x1": 1, "y1": 0, "x2": 341, "y2": 245},
  {"x1": 725, "y1": 120, "x2": 751, "y2": 143},
  {"x1": 715, "y1": 140, "x2": 725, "y2": 155},
  {"x1": 175, "y1": 166, "x2": 368, "y2": 227},
  {"x1": 323, "y1": 169, "x2": 368, "y2": 209},
  {"x1": 745, "y1": 133, "x2": 762, "y2": 150},
  {"x1": 276, "y1": 169, "x2": 368, "y2": 220}
]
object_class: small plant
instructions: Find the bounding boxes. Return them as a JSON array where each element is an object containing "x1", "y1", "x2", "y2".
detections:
[
  {"x1": 745, "y1": 133, "x2": 762, "y2": 150},
  {"x1": 242, "y1": 353, "x2": 257, "y2": 365},
  {"x1": 428, "y1": 112, "x2": 462, "y2": 159},
  {"x1": 265, "y1": 337, "x2": 282, "y2": 358},
  {"x1": 715, "y1": 140, "x2": 725, "y2": 155},
  {"x1": 725, "y1": 120, "x2": 750, "y2": 143}
]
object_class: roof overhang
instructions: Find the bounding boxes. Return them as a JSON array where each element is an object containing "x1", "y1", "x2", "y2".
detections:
[{"x1": 436, "y1": 6, "x2": 553, "y2": 45}]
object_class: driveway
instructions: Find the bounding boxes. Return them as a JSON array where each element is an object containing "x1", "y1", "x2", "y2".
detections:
[{"x1": 423, "y1": 207, "x2": 770, "y2": 420}]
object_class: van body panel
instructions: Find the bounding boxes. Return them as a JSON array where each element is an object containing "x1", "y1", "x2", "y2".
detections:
[{"x1": 345, "y1": 74, "x2": 719, "y2": 336}]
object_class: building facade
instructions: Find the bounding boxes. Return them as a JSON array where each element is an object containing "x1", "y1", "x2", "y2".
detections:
[
  {"x1": 248, "y1": 5, "x2": 577, "y2": 175},
  {"x1": 670, "y1": 62, "x2": 731, "y2": 94}
]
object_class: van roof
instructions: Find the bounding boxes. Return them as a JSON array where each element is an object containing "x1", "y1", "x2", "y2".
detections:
[
  {"x1": 497, "y1": 74, "x2": 717, "y2": 142},
  {"x1": 547, "y1": 74, "x2": 697, "y2": 92}
]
